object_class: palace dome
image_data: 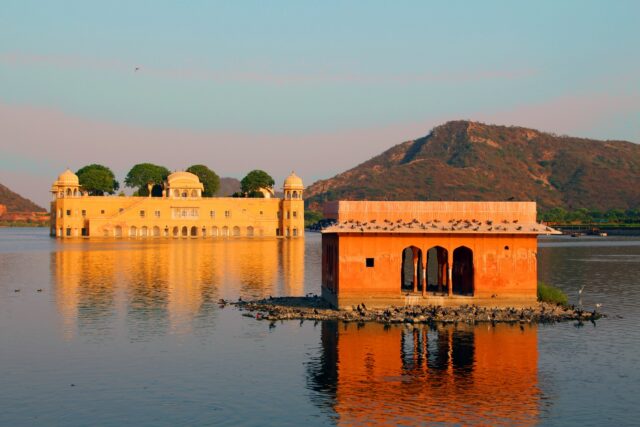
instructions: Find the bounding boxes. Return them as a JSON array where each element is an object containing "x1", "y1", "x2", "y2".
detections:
[
  {"x1": 55, "y1": 169, "x2": 79, "y2": 186},
  {"x1": 283, "y1": 172, "x2": 304, "y2": 189},
  {"x1": 166, "y1": 171, "x2": 203, "y2": 189}
]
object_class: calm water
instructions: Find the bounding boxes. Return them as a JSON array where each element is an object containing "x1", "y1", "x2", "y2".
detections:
[{"x1": 1, "y1": 229, "x2": 639, "y2": 426}]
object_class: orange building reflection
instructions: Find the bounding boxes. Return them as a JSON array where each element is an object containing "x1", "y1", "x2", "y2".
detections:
[
  {"x1": 53, "y1": 238, "x2": 304, "y2": 338},
  {"x1": 308, "y1": 322, "x2": 540, "y2": 426}
]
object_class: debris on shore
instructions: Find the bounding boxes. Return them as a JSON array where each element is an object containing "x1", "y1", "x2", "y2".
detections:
[{"x1": 226, "y1": 296, "x2": 604, "y2": 325}]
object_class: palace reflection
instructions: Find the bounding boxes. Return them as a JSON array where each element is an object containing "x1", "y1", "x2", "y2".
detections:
[
  {"x1": 307, "y1": 322, "x2": 540, "y2": 426},
  {"x1": 52, "y1": 238, "x2": 305, "y2": 339}
]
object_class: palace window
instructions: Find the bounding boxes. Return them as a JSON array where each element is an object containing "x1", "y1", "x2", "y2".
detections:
[
  {"x1": 366, "y1": 258, "x2": 375, "y2": 268},
  {"x1": 154, "y1": 210, "x2": 161, "y2": 218},
  {"x1": 171, "y1": 207, "x2": 200, "y2": 219},
  {"x1": 286, "y1": 211, "x2": 290, "y2": 219},
  {"x1": 225, "y1": 210, "x2": 231, "y2": 218},
  {"x1": 293, "y1": 211, "x2": 297, "y2": 218},
  {"x1": 81, "y1": 210, "x2": 86, "y2": 217},
  {"x1": 260, "y1": 211, "x2": 263, "y2": 216},
  {"x1": 210, "y1": 210, "x2": 216, "y2": 218},
  {"x1": 66, "y1": 209, "x2": 71, "y2": 216},
  {"x1": 100, "y1": 210, "x2": 105, "y2": 214},
  {"x1": 140, "y1": 210, "x2": 145, "y2": 218}
]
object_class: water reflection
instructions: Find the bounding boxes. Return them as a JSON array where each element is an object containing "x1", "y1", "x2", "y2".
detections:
[
  {"x1": 308, "y1": 322, "x2": 540, "y2": 426},
  {"x1": 52, "y1": 238, "x2": 305, "y2": 340}
]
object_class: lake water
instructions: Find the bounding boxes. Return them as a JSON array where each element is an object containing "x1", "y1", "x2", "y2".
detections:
[{"x1": 1, "y1": 228, "x2": 639, "y2": 426}]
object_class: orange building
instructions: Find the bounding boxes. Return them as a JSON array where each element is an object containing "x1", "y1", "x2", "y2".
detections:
[
  {"x1": 308, "y1": 322, "x2": 540, "y2": 426},
  {"x1": 321, "y1": 201, "x2": 559, "y2": 308}
]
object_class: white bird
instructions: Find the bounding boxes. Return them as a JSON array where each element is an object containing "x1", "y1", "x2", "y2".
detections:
[{"x1": 134, "y1": 66, "x2": 140, "y2": 72}]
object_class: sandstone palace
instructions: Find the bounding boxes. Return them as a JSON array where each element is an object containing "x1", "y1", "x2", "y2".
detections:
[{"x1": 50, "y1": 169, "x2": 304, "y2": 239}]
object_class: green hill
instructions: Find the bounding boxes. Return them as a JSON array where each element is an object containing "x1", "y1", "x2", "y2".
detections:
[
  {"x1": 306, "y1": 120, "x2": 640, "y2": 212},
  {"x1": 0, "y1": 182, "x2": 46, "y2": 212}
]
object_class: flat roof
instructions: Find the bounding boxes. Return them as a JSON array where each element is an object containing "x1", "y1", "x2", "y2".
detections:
[{"x1": 321, "y1": 219, "x2": 560, "y2": 235}]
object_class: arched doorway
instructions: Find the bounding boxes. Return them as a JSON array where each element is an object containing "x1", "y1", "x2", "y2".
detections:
[
  {"x1": 181, "y1": 226, "x2": 188, "y2": 237},
  {"x1": 129, "y1": 226, "x2": 137, "y2": 237},
  {"x1": 190, "y1": 226, "x2": 198, "y2": 237},
  {"x1": 114, "y1": 226, "x2": 122, "y2": 238},
  {"x1": 153, "y1": 226, "x2": 160, "y2": 237},
  {"x1": 140, "y1": 226, "x2": 148, "y2": 237},
  {"x1": 172, "y1": 226, "x2": 179, "y2": 237},
  {"x1": 211, "y1": 226, "x2": 218, "y2": 237},
  {"x1": 151, "y1": 184, "x2": 163, "y2": 197},
  {"x1": 401, "y1": 246, "x2": 423, "y2": 293},
  {"x1": 452, "y1": 246, "x2": 474, "y2": 296},
  {"x1": 233, "y1": 226, "x2": 240, "y2": 237},
  {"x1": 426, "y1": 246, "x2": 449, "y2": 294},
  {"x1": 247, "y1": 226, "x2": 254, "y2": 237},
  {"x1": 222, "y1": 226, "x2": 229, "y2": 237}
]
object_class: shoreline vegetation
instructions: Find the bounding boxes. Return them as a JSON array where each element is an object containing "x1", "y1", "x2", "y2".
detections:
[
  {"x1": 0, "y1": 221, "x2": 48, "y2": 227},
  {"x1": 537, "y1": 282, "x2": 569, "y2": 306}
]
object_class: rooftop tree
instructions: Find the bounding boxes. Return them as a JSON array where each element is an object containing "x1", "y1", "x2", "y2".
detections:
[
  {"x1": 240, "y1": 169, "x2": 274, "y2": 198},
  {"x1": 76, "y1": 164, "x2": 119, "y2": 195},
  {"x1": 124, "y1": 163, "x2": 170, "y2": 196},
  {"x1": 186, "y1": 164, "x2": 220, "y2": 197}
]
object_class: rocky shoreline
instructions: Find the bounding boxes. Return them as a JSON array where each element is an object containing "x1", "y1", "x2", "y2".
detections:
[{"x1": 226, "y1": 296, "x2": 604, "y2": 325}]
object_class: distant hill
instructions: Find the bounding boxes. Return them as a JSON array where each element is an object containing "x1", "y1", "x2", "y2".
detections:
[
  {"x1": 306, "y1": 121, "x2": 640, "y2": 212},
  {"x1": 216, "y1": 177, "x2": 241, "y2": 196},
  {"x1": 0, "y1": 182, "x2": 45, "y2": 212}
]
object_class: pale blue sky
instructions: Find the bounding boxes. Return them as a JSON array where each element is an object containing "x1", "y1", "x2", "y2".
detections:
[{"x1": 1, "y1": 1, "x2": 638, "y2": 206}]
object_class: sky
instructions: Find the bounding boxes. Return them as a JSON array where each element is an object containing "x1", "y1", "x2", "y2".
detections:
[{"x1": 1, "y1": 0, "x2": 639, "y2": 207}]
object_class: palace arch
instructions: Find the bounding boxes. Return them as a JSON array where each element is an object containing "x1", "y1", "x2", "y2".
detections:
[
  {"x1": 452, "y1": 246, "x2": 474, "y2": 296},
  {"x1": 401, "y1": 246, "x2": 423, "y2": 293},
  {"x1": 426, "y1": 246, "x2": 449, "y2": 294}
]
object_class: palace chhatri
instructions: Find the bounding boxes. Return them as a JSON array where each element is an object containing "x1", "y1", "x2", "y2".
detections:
[{"x1": 50, "y1": 169, "x2": 304, "y2": 239}]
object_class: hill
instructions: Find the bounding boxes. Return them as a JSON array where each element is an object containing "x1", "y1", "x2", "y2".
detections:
[
  {"x1": 216, "y1": 177, "x2": 241, "y2": 196},
  {"x1": 306, "y1": 121, "x2": 640, "y2": 212},
  {"x1": 0, "y1": 182, "x2": 45, "y2": 212}
]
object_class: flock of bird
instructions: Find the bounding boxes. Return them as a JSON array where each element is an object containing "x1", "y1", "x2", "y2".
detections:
[{"x1": 324, "y1": 218, "x2": 554, "y2": 233}]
